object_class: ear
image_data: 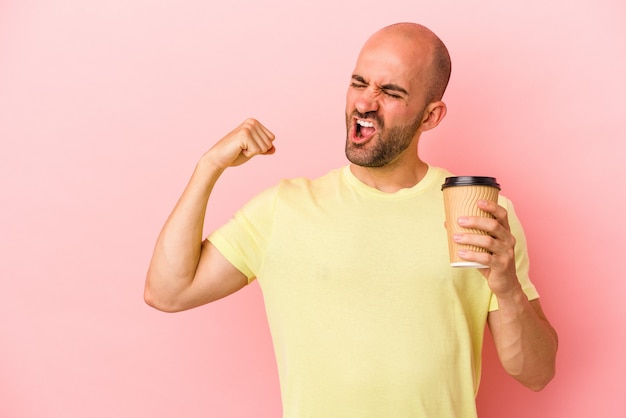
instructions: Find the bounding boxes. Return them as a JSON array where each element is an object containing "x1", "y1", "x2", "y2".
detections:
[{"x1": 419, "y1": 101, "x2": 447, "y2": 132}]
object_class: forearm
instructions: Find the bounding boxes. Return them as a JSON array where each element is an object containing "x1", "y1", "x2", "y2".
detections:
[
  {"x1": 489, "y1": 288, "x2": 558, "y2": 391},
  {"x1": 144, "y1": 155, "x2": 224, "y2": 308}
]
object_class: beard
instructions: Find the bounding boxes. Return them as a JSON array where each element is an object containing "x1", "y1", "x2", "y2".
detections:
[{"x1": 345, "y1": 111, "x2": 423, "y2": 168}]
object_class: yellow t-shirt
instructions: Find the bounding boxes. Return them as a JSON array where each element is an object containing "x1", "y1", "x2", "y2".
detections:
[{"x1": 209, "y1": 165, "x2": 538, "y2": 418}]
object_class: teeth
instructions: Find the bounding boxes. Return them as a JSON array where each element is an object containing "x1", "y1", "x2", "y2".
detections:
[{"x1": 357, "y1": 120, "x2": 374, "y2": 128}]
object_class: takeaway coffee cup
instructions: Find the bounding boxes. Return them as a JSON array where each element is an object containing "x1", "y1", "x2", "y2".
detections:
[{"x1": 441, "y1": 176, "x2": 501, "y2": 268}]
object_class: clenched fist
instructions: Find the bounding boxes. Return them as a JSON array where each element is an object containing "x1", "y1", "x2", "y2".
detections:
[{"x1": 206, "y1": 118, "x2": 276, "y2": 171}]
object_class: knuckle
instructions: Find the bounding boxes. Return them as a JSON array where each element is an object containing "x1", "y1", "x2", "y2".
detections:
[{"x1": 243, "y1": 117, "x2": 259, "y2": 127}]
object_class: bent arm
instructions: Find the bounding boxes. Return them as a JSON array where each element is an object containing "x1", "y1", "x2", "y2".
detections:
[
  {"x1": 488, "y1": 294, "x2": 558, "y2": 391},
  {"x1": 144, "y1": 158, "x2": 247, "y2": 312},
  {"x1": 455, "y1": 199, "x2": 557, "y2": 390},
  {"x1": 144, "y1": 119, "x2": 275, "y2": 312}
]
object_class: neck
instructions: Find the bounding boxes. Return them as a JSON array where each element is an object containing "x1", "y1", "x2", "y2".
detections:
[{"x1": 349, "y1": 158, "x2": 429, "y2": 193}]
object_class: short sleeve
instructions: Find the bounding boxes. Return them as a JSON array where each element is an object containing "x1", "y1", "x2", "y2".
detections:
[{"x1": 208, "y1": 185, "x2": 278, "y2": 283}]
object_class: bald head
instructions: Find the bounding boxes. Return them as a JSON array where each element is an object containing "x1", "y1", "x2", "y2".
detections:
[{"x1": 363, "y1": 23, "x2": 452, "y2": 103}]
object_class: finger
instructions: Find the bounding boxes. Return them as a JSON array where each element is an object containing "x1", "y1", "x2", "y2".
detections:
[
  {"x1": 477, "y1": 200, "x2": 510, "y2": 229},
  {"x1": 454, "y1": 231, "x2": 500, "y2": 254},
  {"x1": 460, "y1": 218, "x2": 515, "y2": 255},
  {"x1": 256, "y1": 120, "x2": 276, "y2": 142},
  {"x1": 456, "y1": 240, "x2": 513, "y2": 274},
  {"x1": 232, "y1": 120, "x2": 269, "y2": 156},
  {"x1": 261, "y1": 145, "x2": 276, "y2": 155},
  {"x1": 244, "y1": 119, "x2": 276, "y2": 153},
  {"x1": 251, "y1": 128, "x2": 275, "y2": 153},
  {"x1": 241, "y1": 118, "x2": 274, "y2": 143},
  {"x1": 458, "y1": 215, "x2": 501, "y2": 237},
  {"x1": 245, "y1": 130, "x2": 275, "y2": 156},
  {"x1": 455, "y1": 217, "x2": 516, "y2": 262},
  {"x1": 457, "y1": 248, "x2": 493, "y2": 269}
]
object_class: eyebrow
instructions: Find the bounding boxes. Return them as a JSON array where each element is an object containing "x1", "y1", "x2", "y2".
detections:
[{"x1": 351, "y1": 74, "x2": 409, "y2": 96}]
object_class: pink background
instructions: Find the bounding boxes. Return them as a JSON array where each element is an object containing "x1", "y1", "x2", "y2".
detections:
[{"x1": 1, "y1": 0, "x2": 624, "y2": 417}]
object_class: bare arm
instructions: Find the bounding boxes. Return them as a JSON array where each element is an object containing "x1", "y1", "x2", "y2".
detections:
[
  {"x1": 488, "y1": 296, "x2": 558, "y2": 391},
  {"x1": 454, "y1": 200, "x2": 558, "y2": 390},
  {"x1": 144, "y1": 118, "x2": 276, "y2": 312}
]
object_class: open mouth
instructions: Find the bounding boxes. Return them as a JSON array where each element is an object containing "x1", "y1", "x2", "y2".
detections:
[{"x1": 355, "y1": 119, "x2": 376, "y2": 139}]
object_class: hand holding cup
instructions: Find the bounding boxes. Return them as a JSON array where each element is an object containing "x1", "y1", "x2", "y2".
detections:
[{"x1": 442, "y1": 176, "x2": 501, "y2": 268}]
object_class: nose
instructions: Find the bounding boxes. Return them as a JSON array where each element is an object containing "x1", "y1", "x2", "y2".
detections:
[{"x1": 354, "y1": 87, "x2": 380, "y2": 114}]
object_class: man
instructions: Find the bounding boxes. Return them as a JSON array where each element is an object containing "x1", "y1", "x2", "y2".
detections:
[{"x1": 145, "y1": 22, "x2": 557, "y2": 417}]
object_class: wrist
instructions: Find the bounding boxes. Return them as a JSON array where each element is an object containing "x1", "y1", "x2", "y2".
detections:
[
  {"x1": 494, "y1": 283, "x2": 528, "y2": 312},
  {"x1": 197, "y1": 151, "x2": 227, "y2": 177}
]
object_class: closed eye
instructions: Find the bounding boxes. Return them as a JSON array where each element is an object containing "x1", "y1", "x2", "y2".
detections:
[
  {"x1": 351, "y1": 74, "x2": 408, "y2": 99},
  {"x1": 380, "y1": 83, "x2": 409, "y2": 99},
  {"x1": 383, "y1": 90, "x2": 402, "y2": 99},
  {"x1": 350, "y1": 74, "x2": 368, "y2": 89}
]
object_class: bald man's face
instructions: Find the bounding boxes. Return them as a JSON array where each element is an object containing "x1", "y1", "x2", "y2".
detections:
[{"x1": 345, "y1": 32, "x2": 434, "y2": 167}]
